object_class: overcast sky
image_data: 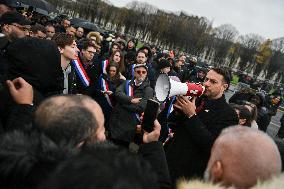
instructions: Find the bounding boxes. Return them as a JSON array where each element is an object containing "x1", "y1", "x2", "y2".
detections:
[{"x1": 107, "y1": 0, "x2": 284, "y2": 40}]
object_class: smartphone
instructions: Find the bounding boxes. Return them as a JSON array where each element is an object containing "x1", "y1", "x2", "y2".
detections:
[{"x1": 142, "y1": 99, "x2": 160, "y2": 132}]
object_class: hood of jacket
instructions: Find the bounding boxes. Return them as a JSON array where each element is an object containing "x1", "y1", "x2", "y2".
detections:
[{"x1": 6, "y1": 37, "x2": 63, "y2": 96}]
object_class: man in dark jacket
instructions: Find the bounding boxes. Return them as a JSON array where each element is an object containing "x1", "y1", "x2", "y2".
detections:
[
  {"x1": 165, "y1": 68, "x2": 239, "y2": 185},
  {"x1": 109, "y1": 64, "x2": 154, "y2": 148},
  {"x1": 68, "y1": 39, "x2": 98, "y2": 94}
]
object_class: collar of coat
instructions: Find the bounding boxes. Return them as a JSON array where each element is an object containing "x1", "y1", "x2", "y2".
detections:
[{"x1": 129, "y1": 78, "x2": 150, "y2": 88}]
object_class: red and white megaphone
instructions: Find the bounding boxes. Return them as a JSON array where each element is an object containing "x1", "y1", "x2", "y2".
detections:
[{"x1": 155, "y1": 74, "x2": 205, "y2": 102}]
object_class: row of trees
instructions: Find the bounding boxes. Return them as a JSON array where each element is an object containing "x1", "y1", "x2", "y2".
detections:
[{"x1": 47, "y1": 0, "x2": 284, "y2": 82}]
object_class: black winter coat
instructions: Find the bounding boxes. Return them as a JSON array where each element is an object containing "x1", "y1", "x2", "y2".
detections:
[
  {"x1": 109, "y1": 79, "x2": 154, "y2": 142},
  {"x1": 165, "y1": 95, "x2": 239, "y2": 185}
]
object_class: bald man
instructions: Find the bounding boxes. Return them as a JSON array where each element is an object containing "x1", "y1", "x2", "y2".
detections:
[{"x1": 205, "y1": 126, "x2": 281, "y2": 189}]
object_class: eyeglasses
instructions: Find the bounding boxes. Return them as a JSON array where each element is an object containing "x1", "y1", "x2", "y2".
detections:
[{"x1": 136, "y1": 70, "x2": 147, "y2": 74}]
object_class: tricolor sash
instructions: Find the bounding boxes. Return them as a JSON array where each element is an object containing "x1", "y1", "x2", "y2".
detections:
[
  {"x1": 166, "y1": 96, "x2": 176, "y2": 118},
  {"x1": 99, "y1": 75, "x2": 113, "y2": 108},
  {"x1": 163, "y1": 96, "x2": 176, "y2": 145},
  {"x1": 131, "y1": 64, "x2": 135, "y2": 79},
  {"x1": 125, "y1": 80, "x2": 141, "y2": 123},
  {"x1": 71, "y1": 57, "x2": 90, "y2": 87},
  {"x1": 102, "y1": 60, "x2": 109, "y2": 74}
]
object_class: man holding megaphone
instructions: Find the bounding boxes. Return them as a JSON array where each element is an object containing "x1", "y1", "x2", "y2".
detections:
[{"x1": 161, "y1": 68, "x2": 239, "y2": 185}]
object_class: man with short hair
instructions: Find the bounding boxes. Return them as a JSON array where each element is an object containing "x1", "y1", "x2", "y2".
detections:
[
  {"x1": 76, "y1": 26, "x2": 84, "y2": 40},
  {"x1": 66, "y1": 25, "x2": 76, "y2": 37},
  {"x1": 30, "y1": 24, "x2": 46, "y2": 39},
  {"x1": 69, "y1": 39, "x2": 97, "y2": 94},
  {"x1": 109, "y1": 64, "x2": 154, "y2": 148},
  {"x1": 52, "y1": 33, "x2": 79, "y2": 94},
  {"x1": 165, "y1": 68, "x2": 239, "y2": 184},
  {"x1": 35, "y1": 95, "x2": 106, "y2": 145},
  {"x1": 136, "y1": 50, "x2": 147, "y2": 64},
  {"x1": 56, "y1": 18, "x2": 70, "y2": 33},
  {"x1": 45, "y1": 24, "x2": 55, "y2": 39},
  {"x1": 205, "y1": 126, "x2": 281, "y2": 189}
]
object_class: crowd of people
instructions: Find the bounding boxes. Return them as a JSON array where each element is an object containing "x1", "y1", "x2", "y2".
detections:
[{"x1": 1, "y1": 1, "x2": 284, "y2": 189}]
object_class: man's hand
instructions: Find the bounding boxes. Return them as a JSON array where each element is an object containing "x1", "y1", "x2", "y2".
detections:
[
  {"x1": 6, "y1": 77, "x2": 33, "y2": 105},
  {"x1": 131, "y1": 98, "x2": 141, "y2": 104},
  {"x1": 143, "y1": 120, "x2": 161, "y2": 143},
  {"x1": 173, "y1": 96, "x2": 196, "y2": 117}
]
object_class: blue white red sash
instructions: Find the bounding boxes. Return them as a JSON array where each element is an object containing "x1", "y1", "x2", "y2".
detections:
[
  {"x1": 166, "y1": 96, "x2": 176, "y2": 118},
  {"x1": 99, "y1": 75, "x2": 113, "y2": 108},
  {"x1": 131, "y1": 64, "x2": 135, "y2": 79},
  {"x1": 163, "y1": 96, "x2": 176, "y2": 145},
  {"x1": 125, "y1": 80, "x2": 141, "y2": 123},
  {"x1": 102, "y1": 60, "x2": 109, "y2": 74},
  {"x1": 71, "y1": 57, "x2": 90, "y2": 87}
]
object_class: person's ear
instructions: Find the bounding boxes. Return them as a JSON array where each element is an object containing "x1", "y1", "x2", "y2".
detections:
[
  {"x1": 58, "y1": 47, "x2": 64, "y2": 54},
  {"x1": 223, "y1": 83, "x2": 228, "y2": 91},
  {"x1": 239, "y1": 118, "x2": 247, "y2": 125},
  {"x1": 211, "y1": 160, "x2": 223, "y2": 183}
]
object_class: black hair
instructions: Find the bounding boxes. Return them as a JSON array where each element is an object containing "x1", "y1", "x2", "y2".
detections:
[
  {"x1": 211, "y1": 67, "x2": 231, "y2": 90},
  {"x1": 136, "y1": 50, "x2": 147, "y2": 58},
  {"x1": 40, "y1": 143, "x2": 158, "y2": 189},
  {"x1": 230, "y1": 104, "x2": 253, "y2": 127},
  {"x1": 81, "y1": 39, "x2": 96, "y2": 50},
  {"x1": 138, "y1": 46, "x2": 152, "y2": 59},
  {"x1": 124, "y1": 51, "x2": 136, "y2": 62},
  {"x1": 31, "y1": 24, "x2": 46, "y2": 34},
  {"x1": 52, "y1": 33, "x2": 74, "y2": 49}
]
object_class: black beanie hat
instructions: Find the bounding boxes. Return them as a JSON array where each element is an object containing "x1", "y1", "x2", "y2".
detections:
[{"x1": 157, "y1": 59, "x2": 171, "y2": 70}]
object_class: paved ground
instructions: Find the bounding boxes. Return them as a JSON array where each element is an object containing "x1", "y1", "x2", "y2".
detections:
[{"x1": 225, "y1": 90, "x2": 283, "y2": 137}]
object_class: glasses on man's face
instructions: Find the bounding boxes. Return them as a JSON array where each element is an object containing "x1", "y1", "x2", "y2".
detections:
[{"x1": 136, "y1": 70, "x2": 147, "y2": 75}]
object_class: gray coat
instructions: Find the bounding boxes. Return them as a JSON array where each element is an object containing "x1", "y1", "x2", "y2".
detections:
[{"x1": 109, "y1": 79, "x2": 154, "y2": 142}]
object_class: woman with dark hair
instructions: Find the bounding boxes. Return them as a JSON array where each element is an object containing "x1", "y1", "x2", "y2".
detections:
[
  {"x1": 92, "y1": 62, "x2": 123, "y2": 130},
  {"x1": 230, "y1": 104, "x2": 253, "y2": 127},
  {"x1": 126, "y1": 39, "x2": 136, "y2": 53},
  {"x1": 243, "y1": 101, "x2": 259, "y2": 129},
  {"x1": 110, "y1": 50, "x2": 125, "y2": 78},
  {"x1": 93, "y1": 50, "x2": 126, "y2": 81}
]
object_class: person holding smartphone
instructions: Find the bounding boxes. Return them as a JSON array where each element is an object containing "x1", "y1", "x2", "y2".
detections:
[{"x1": 109, "y1": 64, "x2": 154, "y2": 149}]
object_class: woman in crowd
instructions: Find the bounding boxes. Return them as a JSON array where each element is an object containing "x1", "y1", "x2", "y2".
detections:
[
  {"x1": 230, "y1": 104, "x2": 253, "y2": 127},
  {"x1": 126, "y1": 39, "x2": 136, "y2": 53},
  {"x1": 243, "y1": 101, "x2": 259, "y2": 129},
  {"x1": 92, "y1": 62, "x2": 123, "y2": 130},
  {"x1": 110, "y1": 50, "x2": 125, "y2": 79}
]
